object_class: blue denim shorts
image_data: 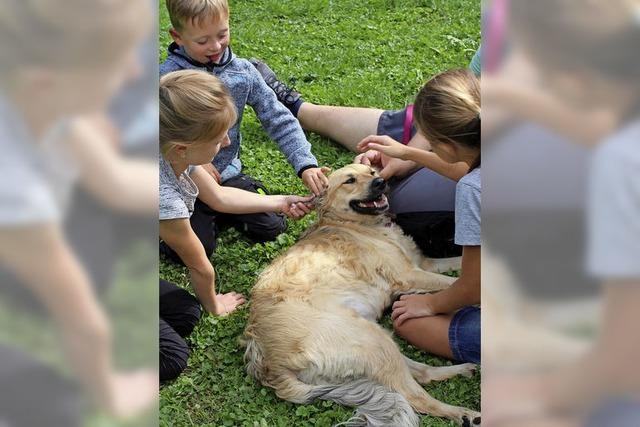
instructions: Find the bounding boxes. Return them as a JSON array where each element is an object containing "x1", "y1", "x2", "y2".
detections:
[{"x1": 448, "y1": 306, "x2": 480, "y2": 364}]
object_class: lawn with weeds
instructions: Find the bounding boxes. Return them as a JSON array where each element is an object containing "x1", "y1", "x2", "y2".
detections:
[{"x1": 159, "y1": 0, "x2": 480, "y2": 425}]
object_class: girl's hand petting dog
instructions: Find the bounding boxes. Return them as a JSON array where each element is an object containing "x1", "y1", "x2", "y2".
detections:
[
  {"x1": 392, "y1": 294, "x2": 438, "y2": 327},
  {"x1": 301, "y1": 167, "x2": 331, "y2": 196},
  {"x1": 281, "y1": 195, "x2": 315, "y2": 219},
  {"x1": 214, "y1": 291, "x2": 246, "y2": 316},
  {"x1": 357, "y1": 135, "x2": 410, "y2": 161},
  {"x1": 355, "y1": 149, "x2": 416, "y2": 180}
]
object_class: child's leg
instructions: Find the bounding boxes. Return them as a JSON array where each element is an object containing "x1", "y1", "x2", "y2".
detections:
[
  {"x1": 218, "y1": 173, "x2": 287, "y2": 243},
  {"x1": 296, "y1": 103, "x2": 384, "y2": 151},
  {"x1": 394, "y1": 313, "x2": 456, "y2": 360},
  {"x1": 249, "y1": 59, "x2": 384, "y2": 151},
  {"x1": 159, "y1": 279, "x2": 201, "y2": 338},
  {"x1": 159, "y1": 318, "x2": 190, "y2": 383},
  {"x1": 159, "y1": 279, "x2": 200, "y2": 383},
  {"x1": 394, "y1": 307, "x2": 480, "y2": 364},
  {"x1": 159, "y1": 198, "x2": 219, "y2": 265}
]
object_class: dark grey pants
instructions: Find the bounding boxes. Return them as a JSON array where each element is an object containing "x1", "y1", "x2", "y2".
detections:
[{"x1": 159, "y1": 279, "x2": 201, "y2": 383}]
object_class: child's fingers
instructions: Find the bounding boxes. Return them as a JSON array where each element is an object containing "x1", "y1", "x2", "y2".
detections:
[
  {"x1": 395, "y1": 312, "x2": 409, "y2": 326},
  {"x1": 303, "y1": 176, "x2": 319, "y2": 196},
  {"x1": 296, "y1": 202, "x2": 311, "y2": 214},
  {"x1": 391, "y1": 305, "x2": 405, "y2": 321},
  {"x1": 379, "y1": 165, "x2": 394, "y2": 180},
  {"x1": 285, "y1": 206, "x2": 297, "y2": 218},
  {"x1": 309, "y1": 179, "x2": 321, "y2": 196},
  {"x1": 355, "y1": 153, "x2": 371, "y2": 165},
  {"x1": 364, "y1": 142, "x2": 387, "y2": 153},
  {"x1": 318, "y1": 171, "x2": 329, "y2": 186},
  {"x1": 356, "y1": 135, "x2": 377, "y2": 152}
]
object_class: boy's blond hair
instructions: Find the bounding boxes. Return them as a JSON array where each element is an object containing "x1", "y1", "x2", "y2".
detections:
[
  {"x1": 160, "y1": 70, "x2": 237, "y2": 154},
  {"x1": 166, "y1": 0, "x2": 229, "y2": 32}
]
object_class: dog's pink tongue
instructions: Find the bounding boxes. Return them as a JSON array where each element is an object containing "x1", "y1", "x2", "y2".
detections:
[{"x1": 373, "y1": 195, "x2": 388, "y2": 208}]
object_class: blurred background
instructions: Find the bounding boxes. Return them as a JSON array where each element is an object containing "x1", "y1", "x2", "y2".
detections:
[
  {"x1": 0, "y1": 0, "x2": 158, "y2": 426},
  {"x1": 482, "y1": 0, "x2": 640, "y2": 426}
]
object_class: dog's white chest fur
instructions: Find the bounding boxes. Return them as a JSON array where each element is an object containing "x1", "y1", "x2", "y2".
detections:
[
  {"x1": 338, "y1": 287, "x2": 389, "y2": 321},
  {"x1": 341, "y1": 297, "x2": 379, "y2": 320}
]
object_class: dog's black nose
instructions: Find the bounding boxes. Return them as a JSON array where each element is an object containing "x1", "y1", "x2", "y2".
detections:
[{"x1": 371, "y1": 177, "x2": 386, "y2": 191}]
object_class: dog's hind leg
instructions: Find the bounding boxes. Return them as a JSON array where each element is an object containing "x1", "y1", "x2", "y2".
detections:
[
  {"x1": 403, "y1": 356, "x2": 476, "y2": 384},
  {"x1": 369, "y1": 349, "x2": 480, "y2": 425},
  {"x1": 305, "y1": 317, "x2": 481, "y2": 426},
  {"x1": 382, "y1": 366, "x2": 480, "y2": 426}
]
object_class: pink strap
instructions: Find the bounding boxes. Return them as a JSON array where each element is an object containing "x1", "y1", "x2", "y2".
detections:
[{"x1": 402, "y1": 104, "x2": 414, "y2": 145}]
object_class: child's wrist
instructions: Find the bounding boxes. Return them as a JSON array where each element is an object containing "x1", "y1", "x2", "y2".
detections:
[{"x1": 401, "y1": 146, "x2": 415, "y2": 162}]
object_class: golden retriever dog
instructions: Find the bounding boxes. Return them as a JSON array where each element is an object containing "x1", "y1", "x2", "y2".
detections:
[{"x1": 243, "y1": 164, "x2": 480, "y2": 426}]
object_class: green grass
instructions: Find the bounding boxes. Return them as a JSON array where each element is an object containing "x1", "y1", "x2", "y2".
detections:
[{"x1": 159, "y1": 0, "x2": 480, "y2": 425}]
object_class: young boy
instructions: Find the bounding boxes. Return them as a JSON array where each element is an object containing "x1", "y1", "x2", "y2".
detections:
[{"x1": 160, "y1": 0, "x2": 327, "y2": 248}]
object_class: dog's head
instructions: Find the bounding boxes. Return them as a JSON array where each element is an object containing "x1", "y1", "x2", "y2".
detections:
[{"x1": 316, "y1": 164, "x2": 389, "y2": 223}]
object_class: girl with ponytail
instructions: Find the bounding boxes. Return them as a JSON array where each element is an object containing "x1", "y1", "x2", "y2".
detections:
[{"x1": 358, "y1": 68, "x2": 481, "y2": 364}]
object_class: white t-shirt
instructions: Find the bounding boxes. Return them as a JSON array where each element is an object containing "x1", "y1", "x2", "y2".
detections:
[{"x1": 587, "y1": 120, "x2": 640, "y2": 279}]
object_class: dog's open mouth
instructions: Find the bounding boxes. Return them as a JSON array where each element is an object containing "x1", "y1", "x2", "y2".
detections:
[{"x1": 349, "y1": 194, "x2": 389, "y2": 215}]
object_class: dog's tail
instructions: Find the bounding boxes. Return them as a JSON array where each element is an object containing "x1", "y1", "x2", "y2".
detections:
[{"x1": 306, "y1": 379, "x2": 419, "y2": 427}]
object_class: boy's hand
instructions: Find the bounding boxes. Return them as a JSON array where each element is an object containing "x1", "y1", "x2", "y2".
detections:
[
  {"x1": 202, "y1": 163, "x2": 221, "y2": 184},
  {"x1": 301, "y1": 167, "x2": 330, "y2": 196},
  {"x1": 391, "y1": 293, "x2": 439, "y2": 327},
  {"x1": 357, "y1": 135, "x2": 409, "y2": 161},
  {"x1": 281, "y1": 195, "x2": 314, "y2": 219}
]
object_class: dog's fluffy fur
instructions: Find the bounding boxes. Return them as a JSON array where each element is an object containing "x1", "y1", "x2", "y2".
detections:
[{"x1": 243, "y1": 164, "x2": 480, "y2": 426}]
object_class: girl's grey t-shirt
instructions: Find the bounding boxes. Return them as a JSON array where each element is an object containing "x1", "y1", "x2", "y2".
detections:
[
  {"x1": 159, "y1": 155, "x2": 198, "y2": 220},
  {"x1": 455, "y1": 167, "x2": 481, "y2": 246}
]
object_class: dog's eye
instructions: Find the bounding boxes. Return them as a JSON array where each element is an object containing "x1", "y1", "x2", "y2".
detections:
[{"x1": 343, "y1": 177, "x2": 356, "y2": 185}]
